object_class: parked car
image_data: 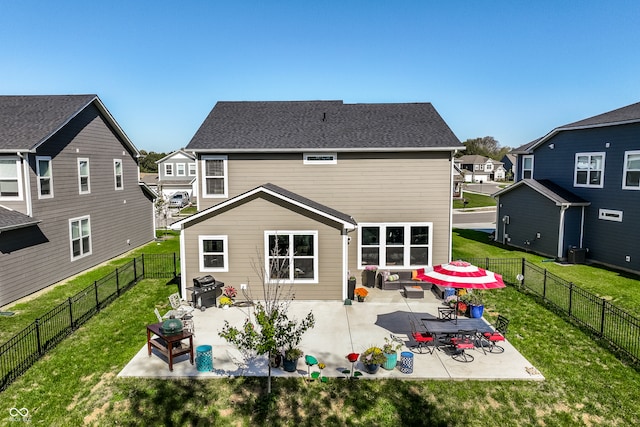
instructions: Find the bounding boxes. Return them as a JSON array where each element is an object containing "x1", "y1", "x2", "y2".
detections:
[{"x1": 169, "y1": 191, "x2": 190, "y2": 208}]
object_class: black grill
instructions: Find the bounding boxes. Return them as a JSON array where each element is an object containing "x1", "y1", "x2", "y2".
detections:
[
  {"x1": 188, "y1": 276, "x2": 223, "y2": 310},
  {"x1": 193, "y1": 275, "x2": 216, "y2": 287}
]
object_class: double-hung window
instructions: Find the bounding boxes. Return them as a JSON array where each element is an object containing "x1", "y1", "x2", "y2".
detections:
[
  {"x1": 36, "y1": 156, "x2": 53, "y2": 198},
  {"x1": 188, "y1": 163, "x2": 197, "y2": 176},
  {"x1": 77, "y1": 158, "x2": 90, "y2": 194},
  {"x1": 623, "y1": 150, "x2": 640, "y2": 190},
  {"x1": 359, "y1": 223, "x2": 432, "y2": 268},
  {"x1": 176, "y1": 163, "x2": 186, "y2": 177},
  {"x1": 0, "y1": 156, "x2": 22, "y2": 199},
  {"x1": 202, "y1": 155, "x2": 228, "y2": 198},
  {"x1": 265, "y1": 231, "x2": 317, "y2": 283},
  {"x1": 522, "y1": 155, "x2": 534, "y2": 179},
  {"x1": 574, "y1": 152, "x2": 605, "y2": 188},
  {"x1": 114, "y1": 159, "x2": 123, "y2": 190},
  {"x1": 69, "y1": 216, "x2": 91, "y2": 260},
  {"x1": 199, "y1": 235, "x2": 228, "y2": 272},
  {"x1": 164, "y1": 163, "x2": 173, "y2": 176}
]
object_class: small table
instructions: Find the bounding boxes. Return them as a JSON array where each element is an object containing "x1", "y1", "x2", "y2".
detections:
[
  {"x1": 146, "y1": 322, "x2": 194, "y2": 371},
  {"x1": 404, "y1": 285, "x2": 424, "y2": 299}
]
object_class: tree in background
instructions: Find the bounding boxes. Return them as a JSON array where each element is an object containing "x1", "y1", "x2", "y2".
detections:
[
  {"x1": 459, "y1": 136, "x2": 511, "y2": 160},
  {"x1": 138, "y1": 150, "x2": 167, "y2": 173}
]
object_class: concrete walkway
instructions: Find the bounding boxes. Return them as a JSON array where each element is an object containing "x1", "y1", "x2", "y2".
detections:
[{"x1": 119, "y1": 287, "x2": 544, "y2": 381}]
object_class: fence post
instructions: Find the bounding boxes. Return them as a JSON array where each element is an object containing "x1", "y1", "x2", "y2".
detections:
[
  {"x1": 115, "y1": 267, "x2": 120, "y2": 296},
  {"x1": 568, "y1": 282, "x2": 574, "y2": 317},
  {"x1": 521, "y1": 258, "x2": 526, "y2": 287},
  {"x1": 68, "y1": 297, "x2": 74, "y2": 330},
  {"x1": 141, "y1": 254, "x2": 145, "y2": 278},
  {"x1": 94, "y1": 281, "x2": 100, "y2": 312},
  {"x1": 35, "y1": 319, "x2": 43, "y2": 356},
  {"x1": 133, "y1": 256, "x2": 138, "y2": 281},
  {"x1": 600, "y1": 299, "x2": 607, "y2": 337}
]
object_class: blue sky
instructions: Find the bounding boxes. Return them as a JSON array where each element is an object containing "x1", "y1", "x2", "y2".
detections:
[{"x1": 2, "y1": 1, "x2": 640, "y2": 153}]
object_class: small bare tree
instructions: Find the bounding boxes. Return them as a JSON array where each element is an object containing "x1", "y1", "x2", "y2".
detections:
[{"x1": 219, "y1": 236, "x2": 315, "y2": 394}]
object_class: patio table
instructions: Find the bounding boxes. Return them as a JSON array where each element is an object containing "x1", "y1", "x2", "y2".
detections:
[{"x1": 421, "y1": 318, "x2": 494, "y2": 354}]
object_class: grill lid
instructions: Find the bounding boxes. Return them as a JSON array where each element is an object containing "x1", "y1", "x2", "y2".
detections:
[{"x1": 193, "y1": 275, "x2": 216, "y2": 287}]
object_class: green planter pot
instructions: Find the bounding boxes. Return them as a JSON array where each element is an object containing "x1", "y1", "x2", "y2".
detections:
[{"x1": 383, "y1": 352, "x2": 397, "y2": 370}]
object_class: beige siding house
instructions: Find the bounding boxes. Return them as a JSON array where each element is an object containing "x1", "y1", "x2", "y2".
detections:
[{"x1": 171, "y1": 101, "x2": 463, "y2": 301}]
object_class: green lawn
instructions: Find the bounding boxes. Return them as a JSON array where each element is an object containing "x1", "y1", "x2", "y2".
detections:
[
  {"x1": 453, "y1": 192, "x2": 496, "y2": 209},
  {"x1": 2, "y1": 233, "x2": 640, "y2": 425}
]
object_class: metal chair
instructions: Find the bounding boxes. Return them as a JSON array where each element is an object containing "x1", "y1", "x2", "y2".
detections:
[
  {"x1": 153, "y1": 308, "x2": 163, "y2": 323},
  {"x1": 438, "y1": 306, "x2": 458, "y2": 324},
  {"x1": 481, "y1": 315, "x2": 509, "y2": 353},
  {"x1": 168, "y1": 292, "x2": 195, "y2": 318},
  {"x1": 409, "y1": 317, "x2": 435, "y2": 354},
  {"x1": 450, "y1": 330, "x2": 477, "y2": 362}
]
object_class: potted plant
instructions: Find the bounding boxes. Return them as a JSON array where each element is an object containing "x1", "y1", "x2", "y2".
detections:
[
  {"x1": 364, "y1": 265, "x2": 378, "y2": 287},
  {"x1": 359, "y1": 346, "x2": 386, "y2": 374},
  {"x1": 354, "y1": 287, "x2": 369, "y2": 302},
  {"x1": 444, "y1": 295, "x2": 458, "y2": 308},
  {"x1": 381, "y1": 337, "x2": 403, "y2": 370},
  {"x1": 219, "y1": 296, "x2": 233, "y2": 309},
  {"x1": 466, "y1": 291, "x2": 485, "y2": 318},
  {"x1": 282, "y1": 347, "x2": 304, "y2": 372},
  {"x1": 222, "y1": 285, "x2": 237, "y2": 300}
]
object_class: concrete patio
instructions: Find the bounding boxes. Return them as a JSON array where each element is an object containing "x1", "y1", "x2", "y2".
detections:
[{"x1": 119, "y1": 287, "x2": 544, "y2": 381}]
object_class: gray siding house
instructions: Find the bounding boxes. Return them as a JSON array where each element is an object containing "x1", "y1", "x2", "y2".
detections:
[
  {"x1": 0, "y1": 95, "x2": 156, "y2": 306},
  {"x1": 494, "y1": 101, "x2": 640, "y2": 274},
  {"x1": 171, "y1": 100, "x2": 463, "y2": 301},
  {"x1": 155, "y1": 149, "x2": 197, "y2": 201}
]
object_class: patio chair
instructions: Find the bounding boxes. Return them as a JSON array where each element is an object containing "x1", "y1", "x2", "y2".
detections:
[
  {"x1": 450, "y1": 329, "x2": 477, "y2": 362},
  {"x1": 168, "y1": 292, "x2": 195, "y2": 319},
  {"x1": 438, "y1": 306, "x2": 458, "y2": 324},
  {"x1": 481, "y1": 315, "x2": 509, "y2": 353},
  {"x1": 409, "y1": 317, "x2": 435, "y2": 354},
  {"x1": 153, "y1": 308, "x2": 163, "y2": 323}
]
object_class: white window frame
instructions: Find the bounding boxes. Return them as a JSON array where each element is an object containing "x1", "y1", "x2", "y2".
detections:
[
  {"x1": 358, "y1": 222, "x2": 433, "y2": 269},
  {"x1": 201, "y1": 155, "x2": 228, "y2": 198},
  {"x1": 164, "y1": 163, "x2": 173, "y2": 177},
  {"x1": 36, "y1": 156, "x2": 54, "y2": 198},
  {"x1": 264, "y1": 230, "x2": 318, "y2": 284},
  {"x1": 77, "y1": 158, "x2": 90, "y2": 194},
  {"x1": 69, "y1": 215, "x2": 92, "y2": 260},
  {"x1": 176, "y1": 163, "x2": 186, "y2": 177},
  {"x1": 0, "y1": 156, "x2": 23, "y2": 200},
  {"x1": 188, "y1": 163, "x2": 197, "y2": 176},
  {"x1": 521, "y1": 155, "x2": 534, "y2": 179},
  {"x1": 598, "y1": 209, "x2": 623, "y2": 222},
  {"x1": 574, "y1": 152, "x2": 605, "y2": 188},
  {"x1": 113, "y1": 159, "x2": 123, "y2": 190},
  {"x1": 303, "y1": 152, "x2": 337, "y2": 165},
  {"x1": 622, "y1": 150, "x2": 640, "y2": 190},
  {"x1": 198, "y1": 235, "x2": 229, "y2": 272}
]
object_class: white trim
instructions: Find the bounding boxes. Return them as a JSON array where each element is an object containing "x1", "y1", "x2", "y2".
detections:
[
  {"x1": 198, "y1": 235, "x2": 229, "y2": 272},
  {"x1": 521, "y1": 155, "x2": 534, "y2": 179},
  {"x1": 303, "y1": 152, "x2": 337, "y2": 165},
  {"x1": 264, "y1": 230, "x2": 319, "y2": 284},
  {"x1": 622, "y1": 150, "x2": 640, "y2": 190},
  {"x1": 36, "y1": 156, "x2": 54, "y2": 198},
  {"x1": 358, "y1": 222, "x2": 433, "y2": 269},
  {"x1": 176, "y1": 163, "x2": 186, "y2": 177},
  {"x1": 113, "y1": 159, "x2": 123, "y2": 190},
  {"x1": 179, "y1": 230, "x2": 187, "y2": 298},
  {"x1": 598, "y1": 208, "x2": 623, "y2": 222},
  {"x1": 188, "y1": 163, "x2": 197, "y2": 176},
  {"x1": 69, "y1": 215, "x2": 92, "y2": 260},
  {"x1": 201, "y1": 155, "x2": 228, "y2": 198},
  {"x1": 574, "y1": 152, "x2": 605, "y2": 188},
  {"x1": 77, "y1": 158, "x2": 90, "y2": 194},
  {"x1": 0, "y1": 156, "x2": 24, "y2": 201},
  {"x1": 164, "y1": 163, "x2": 174, "y2": 177}
]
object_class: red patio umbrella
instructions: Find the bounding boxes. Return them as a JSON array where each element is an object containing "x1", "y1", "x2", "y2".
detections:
[{"x1": 417, "y1": 260, "x2": 505, "y2": 290}]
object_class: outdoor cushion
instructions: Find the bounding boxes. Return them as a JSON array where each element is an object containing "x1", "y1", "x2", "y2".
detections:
[{"x1": 387, "y1": 274, "x2": 400, "y2": 281}]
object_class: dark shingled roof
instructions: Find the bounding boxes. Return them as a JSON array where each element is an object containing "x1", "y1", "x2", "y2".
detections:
[
  {"x1": 0, "y1": 95, "x2": 97, "y2": 151},
  {"x1": 0, "y1": 207, "x2": 41, "y2": 232},
  {"x1": 186, "y1": 101, "x2": 462, "y2": 151},
  {"x1": 493, "y1": 179, "x2": 590, "y2": 206}
]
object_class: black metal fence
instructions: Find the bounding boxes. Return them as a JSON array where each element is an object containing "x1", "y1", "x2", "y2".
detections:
[
  {"x1": 0, "y1": 253, "x2": 178, "y2": 391},
  {"x1": 466, "y1": 257, "x2": 640, "y2": 364}
]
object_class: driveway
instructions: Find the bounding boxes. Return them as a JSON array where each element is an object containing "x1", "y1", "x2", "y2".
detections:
[{"x1": 119, "y1": 287, "x2": 543, "y2": 381}]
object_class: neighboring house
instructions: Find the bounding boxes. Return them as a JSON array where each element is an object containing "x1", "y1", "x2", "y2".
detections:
[
  {"x1": 494, "y1": 101, "x2": 640, "y2": 274},
  {"x1": 0, "y1": 95, "x2": 156, "y2": 306},
  {"x1": 170, "y1": 100, "x2": 463, "y2": 301},
  {"x1": 501, "y1": 153, "x2": 517, "y2": 180},
  {"x1": 155, "y1": 149, "x2": 198, "y2": 202},
  {"x1": 456, "y1": 155, "x2": 505, "y2": 182}
]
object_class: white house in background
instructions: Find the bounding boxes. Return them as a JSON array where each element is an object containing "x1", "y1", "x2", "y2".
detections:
[
  {"x1": 155, "y1": 149, "x2": 198, "y2": 201},
  {"x1": 456, "y1": 155, "x2": 505, "y2": 182}
]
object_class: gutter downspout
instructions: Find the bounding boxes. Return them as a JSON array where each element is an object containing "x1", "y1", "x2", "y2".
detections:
[
  {"x1": 179, "y1": 227, "x2": 187, "y2": 298},
  {"x1": 448, "y1": 150, "x2": 456, "y2": 262},
  {"x1": 579, "y1": 206, "x2": 585, "y2": 248},
  {"x1": 557, "y1": 204, "x2": 570, "y2": 259}
]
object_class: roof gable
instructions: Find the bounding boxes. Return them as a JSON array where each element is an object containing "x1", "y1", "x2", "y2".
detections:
[
  {"x1": 186, "y1": 101, "x2": 462, "y2": 152},
  {"x1": 155, "y1": 149, "x2": 196, "y2": 164},
  {"x1": 493, "y1": 179, "x2": 590, "y2": 206},
  {"x1": 170, "y1": 183, "x2": 358, "y2": 230}
]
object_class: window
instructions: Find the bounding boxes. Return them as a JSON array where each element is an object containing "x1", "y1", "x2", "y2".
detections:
[
  {"x1": 522, "y1": 155, "x2": 534, "y2": 179},
  {"x1": 265, "y1": 231, "x2": 318, "y2": 283},
  {"x1": 176, "y1": 163, "x2": 186, "y2": 176},
  {"x1": 202, "y1": 155, "x2": 228, "y2": 197},
  {"x1": 623, "y1": 150, "x2": 640, "y2": 190},
  {"x1": 598, "y1": 209, "x2": 623, "y2": 222},
  {"x1": 36, "y1": 156, "x2": 53, "y2": 198},
  {"x1": 69, "y1": 216, "x2": 91, "y2": 260},
  {"x1": 0, "y1": 156, "x2": 22, "y2": 199},
  {"x1": 77, "y1": 158, "x2": 90, "y2": 194},
  {"x1": 188, "y1": 163, "x2": 197, "y2": 176},
  {"x1": 359, "y1": 223, "x2": 432, "y2": 268},
  {"x1": 198, "y1": 235, "x2": 228, "y2": 272},
  {"x1": 574, "y1": 152, "x2": 605, "y2": 188},
  {"x1": 303, "y1": 153, "x2": 337, "y2": 165},
  {"x1": 164, "y1": 163, "x2": 173, "y2": 176},
  {"x1": 113, "y1": 159, "x2": 123, "y2": 190}
]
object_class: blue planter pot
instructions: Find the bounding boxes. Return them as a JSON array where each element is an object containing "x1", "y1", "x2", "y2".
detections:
[
  {"x1": 383, "y1": 352, "x2": 397, "y2": 370},
  {"x1": 283, "y1": 358, "x2": 299, "y2": 372},
  {"x1": 364, "y1": 363, "x2": 380, "y2": 374},
  {"x1": 470, "y1": 304, "x2": 484, "y2": 318}
]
